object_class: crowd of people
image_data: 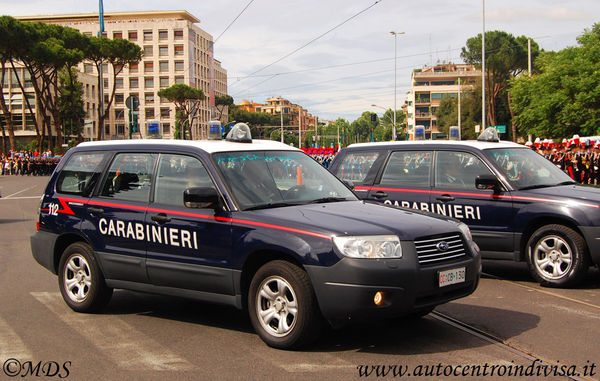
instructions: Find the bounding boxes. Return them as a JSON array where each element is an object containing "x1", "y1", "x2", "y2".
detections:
[
  {"x1": 537, "y1": 143, "x2": 600, "y2": 185},
  {"x1": 301, "y1": 147, "x2": 338, "y2": 168},
  {"x1": 1, "y1": 150, "x2": 61, "y2": 176}
]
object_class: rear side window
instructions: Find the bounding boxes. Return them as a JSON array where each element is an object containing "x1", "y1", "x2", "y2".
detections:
[
  {"x1": 100, "y1": 153, "x2": 156, "y2": 202},
  {"x1": 154, "y1": 154, "x2": 215, "y2": 207},
  {"x1": 335, "y1": 151, "x2": 381, "y2": 184},
  {"x1": 56, "y1": 152, "x2": 106, "y2": 196},
  {"x1": 380, "y1": 151, "x2": 432, "y2": 187}
]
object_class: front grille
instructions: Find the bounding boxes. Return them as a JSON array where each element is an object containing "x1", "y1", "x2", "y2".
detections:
[{"x1": 414, "y1": 233, "x2": 467, "y2": 265}]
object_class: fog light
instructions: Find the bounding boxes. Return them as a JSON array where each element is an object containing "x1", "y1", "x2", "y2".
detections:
[{"x1": 374, "y1": 291, "x2": 384, "y2": 306}]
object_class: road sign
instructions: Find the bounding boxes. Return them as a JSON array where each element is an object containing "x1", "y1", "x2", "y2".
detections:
[
  {"x1": 125, "y1": 95, "x2": 139, "y2": 111},
  {"x1": 491, "y1": 125, "x2": 506, "y2": 133}
]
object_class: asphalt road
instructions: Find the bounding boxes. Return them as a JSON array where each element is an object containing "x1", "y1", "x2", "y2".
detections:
[{"x1": 1, "y1": 175, "x2": 599, "y2": 380}]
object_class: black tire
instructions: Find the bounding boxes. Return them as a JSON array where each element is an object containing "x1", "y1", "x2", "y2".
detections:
[
  {"x1": 58, "y1": 242, "x2": 113, "y2": 312},
  {"x1": 526, "y1": 224, "x2": 589, "y2": 288},
  {"x1": 248, "y1": 260, "x2": 322, "y2": 349}
]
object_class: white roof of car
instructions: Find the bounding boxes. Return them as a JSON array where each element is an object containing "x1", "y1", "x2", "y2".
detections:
[
  {"x1": 77, "y1": 139, "x2": 301, "y2": 154},
  {"x1": 347, "y1": 140, "x2": 524, "y2": 150}
]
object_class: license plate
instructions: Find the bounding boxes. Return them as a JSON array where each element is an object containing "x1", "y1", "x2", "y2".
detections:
[{"x1": 438, "y1": 267, "x2": 466, "y2": 287}]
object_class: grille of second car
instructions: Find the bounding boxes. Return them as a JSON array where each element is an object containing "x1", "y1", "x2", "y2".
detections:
[{"x1": 414, "y1": 234, "x2": 467, "y2": 265}]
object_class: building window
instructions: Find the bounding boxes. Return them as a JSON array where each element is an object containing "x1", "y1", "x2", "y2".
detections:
[
  {"x1": 160, "y1": 108, "x2": 170, "y2": 118},
  {"x1": 159, "y1": 77, "x2": 169, "y2": 88},
  {"x1": 159, "y1": 61, "x2": 169, "y2": 72},
  {"x1": 162, "y1": 123, "x2": 171, "y2": 135},
  {"x1": 104, "y1": 124, "x2": 110, "y2": 135},
  {"x1": 129, "y1": 63, "x2": 139, "y2": 73},
  {"x1": 115, "y1": 78, "x2": 123, "y2": 89},
  {"x1": 175, "y1": 76, "x2": 184, "y2": 84},
  {"x1": 84, "y1": 63, "x2": 93, "y2": 73},
  {"x1": 104, "y1": 94, "x2": 109, "y2": 104},
  {"x1": 114, "y1": 108, "x2": 124, "y2": 119},
  {"x1": 114, "y1": 94, "x2": 124, "y2": 104},
  {"x1": 174, "y1": 29, "x2": 184, "y2": 40},
  {"x1": 116, "y1": 124, "x2": 125, "y2": 135},
  {"x1": 128, "y1": 31, "x2": 137, "y2": 41},
  {"x1": 83, "y1": 32, "x2": 92, "y2": 37},
  {"x1": 145, "y1": 108, "x2": 155, "y2": 118},
  {"x1": 143, "y1": 30, "x2": 152, "y2": 41},
  {"x1": 174, "y1": 45, "x2": 184, "y2": 55},
  {"x1": 144, "y1": 61, "x2": 153, "y2": 73},
  {"x1": 113, "y1": 31, "x2": 122, "y2": 39},
  {"x1": 102, "y1": 63, "x2": 108, "y2": 73},
  {"x1": 144, "y1": 77, "x2": 154, "y2": 88},
  {"x1": 143, "y1": 45, "x2": 153, "y2": 56},
  {"x1": 103, "y1": 78, "x2": 108, "y2": 88},
  {"x1": 158, "y1": 30, "x2": 168, "y2": 40},
  {"x1": 174, "y1": 61, "x2": 184, "y2": 71},
  {"x1": 129, "y1": 77, "x2": 139, "y2": 88},
  {"x1": 159, "y1": 45, "x2": 168, "y2": 56},
  {"x1": 160, "y1": 96, "x2": 168, "y2": 103},
  {"x1": 145, "y1": 93, "x2": 155, "y2": 104}
]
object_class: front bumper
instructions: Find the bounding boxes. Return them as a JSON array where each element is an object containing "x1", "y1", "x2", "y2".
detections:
[
  {"x1": 305, "y1": 241, "x2": 480, "y2": 322},
  {"x1": 579, "y1": 226, "x2": 600, "y2": 266}
]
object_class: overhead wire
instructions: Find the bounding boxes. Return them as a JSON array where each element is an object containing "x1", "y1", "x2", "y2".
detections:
[{"x1": 214, "y1": 0, "x2": 256, "y2": 44}]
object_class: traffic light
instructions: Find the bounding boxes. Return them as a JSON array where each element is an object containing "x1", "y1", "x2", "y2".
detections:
[{"x1": 370, "y1": 113, "x2": 377, "y2": 122}]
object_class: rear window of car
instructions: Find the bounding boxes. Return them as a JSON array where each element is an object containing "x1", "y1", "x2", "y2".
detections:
[
  {"x1": 380, "y1": 151, "x2": 432, "y2": 187},
  {"x1": 56, "y1": 152, "x2": 106, "y2": 196}
]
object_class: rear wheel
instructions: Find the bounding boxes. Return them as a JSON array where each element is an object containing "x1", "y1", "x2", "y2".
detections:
[
  {"x1": 248, "y1": 260, "x2": 322, "y2": 349},
  {"x1": 526, "y1": 225, "x2": 589, "y2": 287},
  {"x1": 58, "y1": 242, "x2": 113, "y2": 312}
]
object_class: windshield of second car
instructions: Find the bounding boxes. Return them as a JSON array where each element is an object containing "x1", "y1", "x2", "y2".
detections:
[
  {"x1": 484, "y1": 148, "x2": 574, "y2": 189},
  {"x1": 213, "y1": 150, "x2": 357, "y2": 210}
]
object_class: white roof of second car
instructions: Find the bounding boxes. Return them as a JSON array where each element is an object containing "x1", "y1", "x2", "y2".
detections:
[
  {"x1": 347, "y1": 140, "x2": 524, "y2": 151},
  {"x1": 77, "y1": 139, "x2": 301, "y2": 154}
]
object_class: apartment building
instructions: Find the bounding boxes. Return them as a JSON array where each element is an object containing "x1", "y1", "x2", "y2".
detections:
[
  {"x1": 1, "y1": 65, "x2": 98, "y2": 147},
  {"x1": 405, "y1": 63, "x2": 480, "y2": 140},
  {"x1": 18, "y1": 10, "x2": 228, "y2": 140},
  {"x1": 238, "y1": 97, "x2": 316, "y2": 130}
]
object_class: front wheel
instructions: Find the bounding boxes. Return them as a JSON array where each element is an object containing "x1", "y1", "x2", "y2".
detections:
[
  {"x1": 58, "y1": 242, "x2": 113, "y2": 312},
  {"x1": 248, "y1": 260, "x2": 322, "y2": 349},
  {"x1": 526, "y1": 225, "x2": 589, "y2": 288}
]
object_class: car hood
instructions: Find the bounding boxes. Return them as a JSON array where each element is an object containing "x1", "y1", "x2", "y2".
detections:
[
  {"x1": 521, "y1": 184, "x2": 600, "y2": 206},
  {"x1": 245, "y1": 201, "x2": 461, "y2": 240}
]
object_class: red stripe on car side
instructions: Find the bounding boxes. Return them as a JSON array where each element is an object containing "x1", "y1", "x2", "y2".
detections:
[{"x1": 56, "y1": 197, "x2": 332, "y2": 240}]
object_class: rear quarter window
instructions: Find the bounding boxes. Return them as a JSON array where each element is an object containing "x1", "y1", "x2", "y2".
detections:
[
  {"x1": 56, "y1": 152, "x2": 106, "y2": 196},
  {"x1": 334, "y1": 151, "x2": 381, "y2": 184},
  {"x1": 380, "y1": 151, "x2": 432, "y2": 187}
]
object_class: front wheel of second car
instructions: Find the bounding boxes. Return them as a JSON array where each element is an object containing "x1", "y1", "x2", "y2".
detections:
[
  {"x1": 526, "y1": 224, "x2": 589, "y2": 288},
  {"x1": 248, "y1": 260, "x2": 323, "y2": 349},
  {"x1": 58, "y1": 242, "x2": 113, "y2": 312}
]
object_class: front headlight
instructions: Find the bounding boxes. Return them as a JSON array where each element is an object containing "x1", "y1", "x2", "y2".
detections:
[
  {"x1": 332, "y1": 235, "x2": 402, "y2": 259},
  {"x1": 457, "y1": 222, "x2": 473, "y2": 241}
]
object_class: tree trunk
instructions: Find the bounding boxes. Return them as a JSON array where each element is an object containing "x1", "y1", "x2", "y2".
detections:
[
  {"x1": 507, "y1": 91, "x2": 517, "y2": 142},
  {"x1": 0, "y1": 62, "x2": 16, "y2": 150}
]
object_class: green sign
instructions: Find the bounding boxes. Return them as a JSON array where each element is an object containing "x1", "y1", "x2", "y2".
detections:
[{"x1": 491, "y1": 125, "x2": 506, "y2": 133}]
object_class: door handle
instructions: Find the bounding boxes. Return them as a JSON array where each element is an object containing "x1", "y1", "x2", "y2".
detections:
[
  {"x1": 436, "y1": 195, "x2": 455, "y2": 202},
  {"x1": 373, "y1": 191, "x2": 388, "y2": 199},
  {"x1": 151, "y1": 213, "x2": 171, "y2": 223},
  {"x1": 87, "y1": 207, "x2": 104, "y2": 215}
]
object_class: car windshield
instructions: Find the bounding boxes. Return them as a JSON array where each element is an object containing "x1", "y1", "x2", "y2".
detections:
[
  {"x1": 213, "y1": 150, "x2": 357, "y2": 210},
  {"x1": 484, "y1": 147, "x2": 575, "y2": 190}
]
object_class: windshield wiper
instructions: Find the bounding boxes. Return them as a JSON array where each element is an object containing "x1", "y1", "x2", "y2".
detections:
[
  {"x1": 307, "y1": 197, "x2": 350, "y2": 204},
  {"x1": 244, "y1": 202, "x2": 304, "y2": 211},
  {"x1": 555, "y1": 181, "x2": 577, "y2": 186}
]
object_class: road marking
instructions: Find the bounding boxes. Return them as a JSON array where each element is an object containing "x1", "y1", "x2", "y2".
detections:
[
  {"x1": 31, "y1": 292, "x2": 196, "y2": 371},
  {"x1": 0, "y1": 316, "x2": 33, "y2": 360},
  {"x1": 3, "y1": 185, "x2": 38, "y2": 199},
  {"x1": 482, "y1": 272, "x2": 600, "y2": 311},
  {"x1": 0, "y1": 196, "x2": 41, "y2": 200}
]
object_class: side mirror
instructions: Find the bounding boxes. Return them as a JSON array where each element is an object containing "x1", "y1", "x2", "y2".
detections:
[
  {"x1": 475, "y1": 174, "x2": 500, "y2": 191},
  {"x1": 183, "y1": 187, "x2": 221, "y2": 209}
]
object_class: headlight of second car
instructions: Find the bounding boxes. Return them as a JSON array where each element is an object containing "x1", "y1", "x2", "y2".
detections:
[
  {"x1": 332, "y1": 235, "x2": 402, "y2": 259},
  {"x1": 457, "y1": 222, "x2": 473, "y2": 241}
]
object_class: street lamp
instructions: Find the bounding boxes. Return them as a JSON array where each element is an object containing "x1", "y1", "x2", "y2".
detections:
[
  {"x1": 371, "y1": 104, "x2": 390, "y2": 140},
  {"x1": 390, "y1": 31, "x2": 405, "y2": 141}
]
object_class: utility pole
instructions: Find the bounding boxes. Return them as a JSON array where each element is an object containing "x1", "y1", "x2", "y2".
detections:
[
  {"x1": 98, "y1": 0, "x2": 105, "y2": 141},
  {"x1": 528, "y1": 38, "x2": 532, "y2": 77},
  {"x1": 458, "y1": 77, "x2": 462, "y2": 140},
  {"x1": 280, "y1": 107, "x2": 284, "y2": 143},
  {"x1": 298, "y1": 108, "x2": 302, "y2": 148},
  {"x1": 481, "y1": 0, "x2": 486, "y2": 130}
]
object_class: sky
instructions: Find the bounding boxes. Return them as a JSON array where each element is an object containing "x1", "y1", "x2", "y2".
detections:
[{"x1": 4, "y1": 0, "x2": 600, "y2": 122}]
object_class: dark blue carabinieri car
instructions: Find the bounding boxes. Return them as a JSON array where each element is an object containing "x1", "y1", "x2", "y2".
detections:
[
  {"x1": 329, "y1": 135, "x2": 600, "y2": 288},
  {"x1": 31, "y1": 125, "x2": 480, "y2": 349}
]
